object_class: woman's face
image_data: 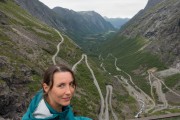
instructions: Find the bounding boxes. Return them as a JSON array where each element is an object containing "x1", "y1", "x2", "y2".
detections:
[{"x1": 44, "y1": 71, "x2": 75, "y2": 109}]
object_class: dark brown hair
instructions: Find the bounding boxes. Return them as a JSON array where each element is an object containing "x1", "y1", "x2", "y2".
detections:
[{"x1": 42, "y1": 64, "x2": 76, "y2": 94}]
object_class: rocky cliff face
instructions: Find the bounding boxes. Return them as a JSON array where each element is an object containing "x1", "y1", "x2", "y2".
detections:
[
  {"x1": 15, "y1": 0, "x2": 66, "y2": 31},
  {"x1": 119, "y1": 0, "x2": 180, "y2": 68},
  {"x1": 144, "y1": 0, "x2": 163, "y2": 10}
]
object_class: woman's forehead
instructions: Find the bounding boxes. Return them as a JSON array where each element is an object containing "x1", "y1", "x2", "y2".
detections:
[{"x1": 53, "y1": 72, "x2": 73, "y2": 83}]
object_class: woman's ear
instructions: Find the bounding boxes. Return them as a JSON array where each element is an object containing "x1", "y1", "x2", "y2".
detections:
[{"x1": 43, "y1": 83, "x2": 49, "y2": 93}]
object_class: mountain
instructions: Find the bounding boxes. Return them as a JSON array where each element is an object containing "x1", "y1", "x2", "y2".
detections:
[
  {"x1": 14, "y1": 0, "x2": 115, "y2": 48},
  {"x1": 144, "y1": 0, "x2": 163, "y2": 10},
  {"x1": 119, "y1": 0, "x2": 180, "y2": 67},
  {"x1": 0, "y1": 0, "x2": 123, "y2": 119},
  {"x1": 1, "y1": 0, "x2": 180, "y2": 119},
  {"x1": 100, "y1": 0, "x2": 180, "y2": 118},
  {"x1": 0, "y1": 1, "x2": 83, "y2": 118},
  {"x1": 14, "y1": 0, "x2": 66, "y2": 31},
  {"x1": 104, "y1": 17, "x2": 130, "y2": 29},
  {"x1": 52, "y1": 7, "x2": 115, "y2": 49},
  {"x1": 52, "y1": 8, "x2": 114, "y2": 34}
]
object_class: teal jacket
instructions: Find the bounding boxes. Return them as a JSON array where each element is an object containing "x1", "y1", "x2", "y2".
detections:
[{"x1": 22, "y1": 89, "x2": 92, "y2": 120}]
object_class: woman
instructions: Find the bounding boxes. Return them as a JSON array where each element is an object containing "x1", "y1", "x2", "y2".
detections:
[{"x1": 22, "y1": 64, "x2": 92, "y2": 120}]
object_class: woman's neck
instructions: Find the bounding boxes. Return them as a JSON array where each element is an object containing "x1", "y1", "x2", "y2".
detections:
[{"x1": 45, "y1": 96, "x2": 63, "y2": 112}]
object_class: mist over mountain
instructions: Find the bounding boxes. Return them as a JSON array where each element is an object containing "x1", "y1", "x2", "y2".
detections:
[{"x1": 104, "y1": 17, "x2": 130, "y2": 29}]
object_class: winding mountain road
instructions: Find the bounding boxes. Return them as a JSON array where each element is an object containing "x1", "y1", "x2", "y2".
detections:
[
  {"x1": 50, "y1": 30, "x2": 106, "y2": 119},
  {"x1": 72, "y1": 54, "x2": 105, "y2": 120},
  {"x1": 52, "y1": 28, "x2": 64, "y2": 65},
  {"x1": 72, "y1": 54, "x2": 85, "y2": 71},
  {"x1": 148, "y1": 71, "x2": 168, "y2": 113},
  {"x1": 50, "y1": 29, "x2": 117, "y2": 119},
  {"x1": 84, "y1": 55, "x2": 106, "y2": 120},
  {"x1": 108, "y1": 54, "x2": 155, "y2": 115},
  {"x1": 73, "y1": 54, "x2": 119, "y2": 120},
  {"x1": 108, "y1": 85, "x2": 118, "y2": 120},
  {"x1": 50, "y1": 30, "x2": 180, "y2": 119},
  {"x1": 104, "y1": 86, "x2": 110, "y2": 120},
  {"x1": 104, "y1": 85, "x2": 118, "y2": 120},
  {"x1": 51, "y1": 30, "x2": 110, "y2": 119},
  {"x1": 147, "y1": 70, "x2": 180, "y2": 113},
  {"x1": 151, "y1": 73, "x2": 180, "y2": 98},
  {"x1": 96, "y1": 53, "x2": 180, "y2": 118}
]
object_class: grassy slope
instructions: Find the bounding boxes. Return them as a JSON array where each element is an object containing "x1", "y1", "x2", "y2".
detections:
[
  {"x1": 1, "y1": 0, "x2": 175, "y2": 119},
  {"x1": 100, "y1": 35, "x2": 167, "y2": 96},
  {"x1": 0, "y1": 0, "x2": 113, "y2": 119}
]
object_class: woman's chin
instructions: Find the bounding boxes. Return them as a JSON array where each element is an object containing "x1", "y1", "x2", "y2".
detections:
[{"x1": 61, "y1": 101, "x2": 71, "y2": 106}]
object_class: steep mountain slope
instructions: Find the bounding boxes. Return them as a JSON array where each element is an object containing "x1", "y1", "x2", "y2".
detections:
[
  {"x1": 119, "y1": 0, "x2": 180, "y2": 67},
  {"x1": 52, "y1": 7, "x2": 115, "y2": 51},
  {"x1": 0, "y1": 0, "x2": 128, "y2": 119},
  {"x1": 14, "y1": 0, "x2": 66, "y2": 31},
  {"x1": 15, "y1": 0, "x2": 115, "y2": 48},
  {"x1": 53, "y1": 8, "x2": 114, "y2": 34},
  {"x1": 78, "y1": 11, "x2": 114, "y2": 32},
  {"x1": 0, "y1": 1, "x2": 81, "y2": 118},
  {"x1": 1, "y1": 0, "x2": 179, "y2": 119},
  {"x1": 100, "y1": 0, "x2": 180, "y2": 118}
]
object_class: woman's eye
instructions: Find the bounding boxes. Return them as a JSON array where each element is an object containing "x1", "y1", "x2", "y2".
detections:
[
  {"x1": 59, "y1": 84, "x2": 65, "y2": 88},
  {"x1": 70, "y1": 82, "x2": 75, "y2": 88}
]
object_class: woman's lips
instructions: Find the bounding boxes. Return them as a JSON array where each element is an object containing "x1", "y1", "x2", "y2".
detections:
[{"x1": 62, "y1": 97, "x2": 70, "y2": 101}]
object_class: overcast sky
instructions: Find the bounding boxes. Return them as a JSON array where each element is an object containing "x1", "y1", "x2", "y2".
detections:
[{"x1": 38, "y1": 0, "x2": 149, "y2": 18}]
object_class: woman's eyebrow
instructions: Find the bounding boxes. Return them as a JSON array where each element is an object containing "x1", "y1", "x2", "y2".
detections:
[{"x1": 57, "y1": 80, "x2": 73, "y2": 84}]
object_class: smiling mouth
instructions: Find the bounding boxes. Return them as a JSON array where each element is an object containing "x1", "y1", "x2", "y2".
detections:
[{"x1": 62, "y1": 97, "x2": 71, "y2": 101}]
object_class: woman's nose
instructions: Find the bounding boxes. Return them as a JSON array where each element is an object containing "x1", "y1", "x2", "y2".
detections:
[{"x1": 65, "y1": 85, "x2": 72, "y2": 95}]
